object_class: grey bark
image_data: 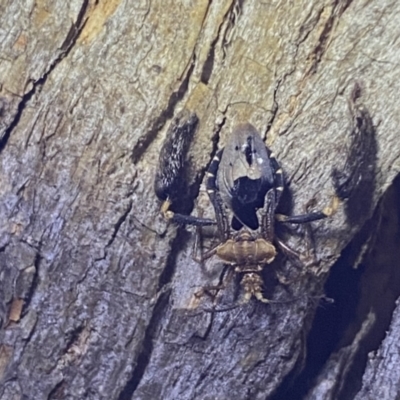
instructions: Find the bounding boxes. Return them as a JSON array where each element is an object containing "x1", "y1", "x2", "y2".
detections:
[{"x1": 0, "y1": 1, "x2": 400, "y2": 400}]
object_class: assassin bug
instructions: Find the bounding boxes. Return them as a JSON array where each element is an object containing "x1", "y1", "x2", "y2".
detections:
[
  {"x1": 155, "y1": 119, "x2": 332, "y2": 303},
  {"x1": 199, "y1": 123, "x2": 332, "y2": 302}
]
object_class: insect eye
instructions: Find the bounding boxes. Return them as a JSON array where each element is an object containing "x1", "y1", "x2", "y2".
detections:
[{"x1": 235, "y1": 146, "x2": 239, "y2": 151}]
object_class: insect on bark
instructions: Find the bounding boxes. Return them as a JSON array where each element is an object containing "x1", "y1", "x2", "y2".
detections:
[{"x1": 155, "y1": 119, "x2": 334, "y2": 304}]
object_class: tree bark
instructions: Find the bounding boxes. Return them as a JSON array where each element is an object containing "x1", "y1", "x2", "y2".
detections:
[{"x1": 1, "y1": 1, "x2": 400, "y2": 399}]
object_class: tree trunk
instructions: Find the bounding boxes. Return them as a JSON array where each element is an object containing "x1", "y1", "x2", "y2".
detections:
[{"x1": 1, "y1": 1, "x2": 400, "y2": 399}]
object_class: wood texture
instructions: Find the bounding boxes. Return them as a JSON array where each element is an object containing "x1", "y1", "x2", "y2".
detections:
[{"x1": 1, "y1": 1, "x2": 400, "y2": 399}]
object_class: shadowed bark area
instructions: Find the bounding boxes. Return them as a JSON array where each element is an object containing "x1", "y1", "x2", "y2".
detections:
[{"x1": 0, "y1": 1, "x2": 400, "y2": 399}]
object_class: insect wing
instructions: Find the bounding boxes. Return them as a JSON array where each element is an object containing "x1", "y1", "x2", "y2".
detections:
[{"x1": 217, "y1": 123, "x2": 275, "y2": 229}]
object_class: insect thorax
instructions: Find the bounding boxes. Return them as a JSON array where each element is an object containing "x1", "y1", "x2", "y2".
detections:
[{"x1": 216, "y1": 230, "x2": 277, "y2": 266}]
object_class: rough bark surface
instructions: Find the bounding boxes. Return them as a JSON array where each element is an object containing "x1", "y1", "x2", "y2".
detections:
[{"x1": 0, "y1": 1, "x2": 400, "y2": 400}]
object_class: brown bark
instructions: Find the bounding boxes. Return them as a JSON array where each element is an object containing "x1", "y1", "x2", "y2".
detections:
[{"x1": 1, "y1": 1, "x2": 400, "y2": 399}]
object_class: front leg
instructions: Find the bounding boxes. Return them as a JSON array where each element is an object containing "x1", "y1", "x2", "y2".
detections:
[
  {"x1": 260, "y1": 189, "x2": 277, "y2": 242},
  {"x1": 164, "y1": 209, "x2": 216, "y2": 227},
  {"x1": 275, "y1": 196, "x2": 338, "y2": 224},
  {"x1": 193, "y1": 265, "x2": 234, "y2": 302},
  {"x1": 275, "y1": 210, "x2": 328, "y2": 224},
  {"x1": 205, "y1": 149, "x2": 231, "y2": 241}
]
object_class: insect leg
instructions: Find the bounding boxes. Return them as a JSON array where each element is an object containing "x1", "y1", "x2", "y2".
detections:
[
  {"x1": 275, "y1": 196, "x2": 338, "y2": 224},
  {"x1": 195, "y1": 266, "x2": 235, "y2": 304},
  {"x1": 192, "y1": 226, "x2": 219, "y2": 263},
  {"x1": 275, "y1": 211, "x2": 328, "y2": 224},
  {"x1": 205, "y1": 149, "x2": 230, "y2": 241},
  {"x1": 268, "y1": 149, "x2": 285, "y2": 205},
  {"x1": 260, "y1": 189, "x2": 277, "y2": 242},
  {"x1": 166, "y1": 212, "x2": 216, "y2": 226},
  {"x1": 275, "y1": 238, "x2": 302, "y2": 262}
]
